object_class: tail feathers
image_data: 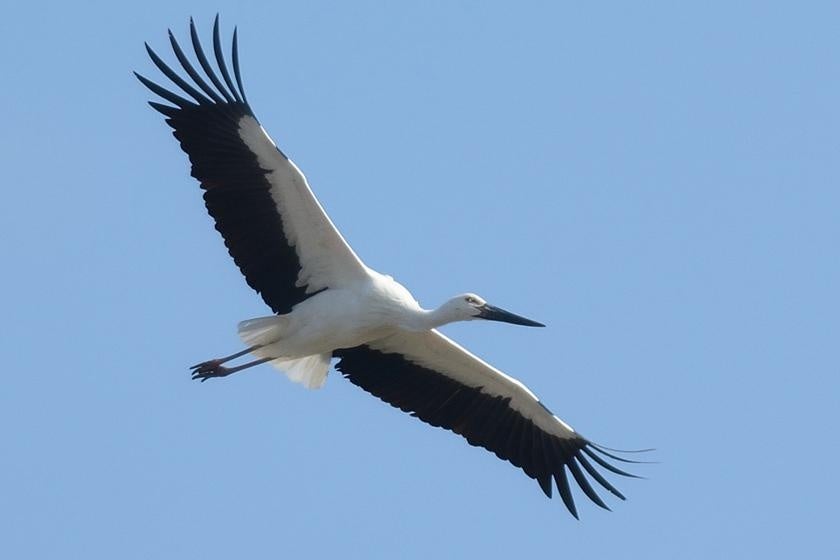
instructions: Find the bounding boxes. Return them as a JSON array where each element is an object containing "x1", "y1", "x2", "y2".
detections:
[
  {"x1": 238, "y1": 316, "x2": 330, "y2": 389},
  {"x1": 238, "y1": 316, "x2": 286, "y2": 347},
  {"x1": 270, "y1": 354, "x2": 331, "y2": 389}
]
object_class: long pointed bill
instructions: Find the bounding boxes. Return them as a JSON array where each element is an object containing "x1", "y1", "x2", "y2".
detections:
[{"x1": 478, "y1": 304, "x2": 545, "y2": 327}]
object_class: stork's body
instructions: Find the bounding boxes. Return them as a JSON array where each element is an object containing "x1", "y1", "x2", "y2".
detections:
[
  {"x1": 252, "y1": 273, "x2": 416, "y2": 356},
  {"x1": 228, "y1": 272, "x2": 422, "y2": 388},
  {"x1": 137, "y1": 17, "x2": 646, "y2": 518}
]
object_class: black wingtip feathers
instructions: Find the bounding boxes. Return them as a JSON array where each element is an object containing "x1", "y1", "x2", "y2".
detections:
[{"x1": 139, "y1": 16, "x2": 250, "y2": 113}]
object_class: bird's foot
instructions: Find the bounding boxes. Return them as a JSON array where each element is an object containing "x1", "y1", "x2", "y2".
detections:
[{"x1": 190, "y1": 359, "x2": 232, "y2": 382}]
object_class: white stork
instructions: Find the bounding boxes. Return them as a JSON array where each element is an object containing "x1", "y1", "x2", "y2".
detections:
[{"x1": 136, "y1": 16, "x2": 646, "y2": 518}]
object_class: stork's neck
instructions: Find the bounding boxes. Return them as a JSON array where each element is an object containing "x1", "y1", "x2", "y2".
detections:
[{"x1": 405, "y1": 306, "x2": 459, "y2": 331}]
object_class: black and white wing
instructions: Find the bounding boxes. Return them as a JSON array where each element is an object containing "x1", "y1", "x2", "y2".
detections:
[
  {"x1": 334, "y1": 330, "x2": 643, "y2": 518},
  {"x1": 136, "y1": 17, "x2": 368, "y2": 314}
]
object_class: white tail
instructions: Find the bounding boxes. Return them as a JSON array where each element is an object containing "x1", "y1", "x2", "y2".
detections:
[
  {"x1": 237, "y1": 316, "x2": 331, "y2": 389},
  {"x1": 238, "y1": 316, "x2": 287, "y2": 347}
]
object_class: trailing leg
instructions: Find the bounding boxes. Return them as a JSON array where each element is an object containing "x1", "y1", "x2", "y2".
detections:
[
  {"x1": 190, "y1": 344, "x2": 265, "y2": 381},
  {"x1": 190, "y1": 354, "x2": 274, "y2": 382}
]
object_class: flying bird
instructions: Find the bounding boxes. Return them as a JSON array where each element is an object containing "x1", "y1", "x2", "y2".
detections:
[{"x1": 136, "y1": 16, "x2": 645, "y2": 518}]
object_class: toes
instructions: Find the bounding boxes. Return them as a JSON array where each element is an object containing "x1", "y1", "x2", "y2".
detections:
[
  {"x1": 189, "y1": 363, "x2": 229, "y2": 381},
  {"x1": 190, "y1": 359, "x2": 221, "y2": 371}
]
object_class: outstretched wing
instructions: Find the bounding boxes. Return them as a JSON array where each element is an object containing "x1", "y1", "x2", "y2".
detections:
[
  {"x1": 136, "y1": 16, "x2": 368, "y2": 314},
  {"x1": 334, "y1": 330, "x2": 643, "y2": 518}
]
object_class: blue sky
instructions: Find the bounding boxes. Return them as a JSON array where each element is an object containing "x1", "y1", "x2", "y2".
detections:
[{"x1": 2, "y1": 1, "x2": 838, "y2": 557}]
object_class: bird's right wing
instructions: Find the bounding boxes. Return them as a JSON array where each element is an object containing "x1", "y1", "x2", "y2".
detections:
[
  {"x1": 334, "y1": 330, "x2": 643, "y2": 518},
  {"x1": 136, "y1": 17, "x2": 369, "y2": 314}
]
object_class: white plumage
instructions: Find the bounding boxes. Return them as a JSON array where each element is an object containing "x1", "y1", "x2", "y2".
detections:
[{"x1": 136, "y1": 16, "x2": 647, "y2": 518}]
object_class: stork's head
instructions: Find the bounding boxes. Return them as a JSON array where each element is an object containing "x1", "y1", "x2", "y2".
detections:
[{"x1": 443, "y1": 293, "x2": 545, "y2": 327}]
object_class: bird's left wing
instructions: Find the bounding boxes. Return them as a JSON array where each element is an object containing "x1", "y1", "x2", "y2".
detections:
[
  {"x1": 136, "y1": 17, "x2": 369, "y2": 314},
  {"x1": 334, "y1": 330, "x2": 641, "y2": 518}
]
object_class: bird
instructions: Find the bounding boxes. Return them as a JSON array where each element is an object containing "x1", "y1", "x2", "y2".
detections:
[{"x1": 136, "y1": 16, "x2": 647, "y2": 518}]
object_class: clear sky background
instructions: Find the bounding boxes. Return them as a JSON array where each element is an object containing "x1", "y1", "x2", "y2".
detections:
[{"x1": 2, "y1": 1, "x2": 838, "y2": 558}]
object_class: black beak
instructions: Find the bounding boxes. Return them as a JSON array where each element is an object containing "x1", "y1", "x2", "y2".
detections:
[{"x1": 478, "y1": 304, "x2": 545, "y2": 327}]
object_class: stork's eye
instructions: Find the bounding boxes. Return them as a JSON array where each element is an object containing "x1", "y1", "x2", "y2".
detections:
[{"x1": 465, "y1": 296, "x2": 478, "y2": 305}]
